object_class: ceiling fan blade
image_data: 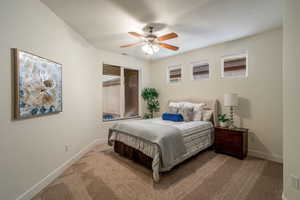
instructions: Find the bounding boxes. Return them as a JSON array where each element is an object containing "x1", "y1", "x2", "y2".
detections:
[
  {"x1": 120, "y1": 42, "x2": 144, "y2": 48},
  {"x1": 159, "y1": 43, "x2": 179, "y2": 51},
  {"x1": 128, "y1": 32, "x2": 145, "y2": 38},
  {"x1": 157, "y1": 32, "x2": 178, "y2": 41}
]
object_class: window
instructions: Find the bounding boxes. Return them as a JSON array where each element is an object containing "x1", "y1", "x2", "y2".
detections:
[
  {"x1": 167, "y1": 65, "x2": 182, "y2": 83},
  {"x1": 221, "y1": 52, "x2": 248, "y2": 78},
  {"x1": 102, "y1": 64, "x2": 139, "y2": 121},
  {"x1": 191, "y1": 61, "x2": 210, "y2": 80}
]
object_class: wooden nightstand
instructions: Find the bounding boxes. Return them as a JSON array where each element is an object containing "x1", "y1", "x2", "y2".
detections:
[{"x1": 214, "y1": 127, "x2": 248, "y2": 159}]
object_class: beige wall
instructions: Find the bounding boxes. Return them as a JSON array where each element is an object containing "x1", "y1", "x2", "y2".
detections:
[
  {"x1": 150, "y1": 28, "x2": 283, "y2": 162},
  {"x1": 283, "y1": 0, "x2": 300, "y2": 199},
  {"x1": 0, "y1": 0, "x2": 150, "y2": 200},
  {"x1": 0, "y1": 1, "x2": 286, "y2": 199}
]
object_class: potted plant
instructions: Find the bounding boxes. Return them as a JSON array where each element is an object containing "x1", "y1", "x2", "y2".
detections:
[
  {"x1": 218, "y1": 114, "x2": 230, "y2": 128},
  {"x1": 141, "y1": 88, "x2": 160, "y2": 119}
]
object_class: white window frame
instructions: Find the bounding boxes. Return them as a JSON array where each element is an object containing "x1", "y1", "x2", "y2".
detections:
[
  {"x1": 221, "y1": 52, "x2": 248, "y2": 79},
  {"x1": 190, "y1": 60, "x2": 210, "y2": 81},
  {"x1": 102, "y1": 63, "x2": 142, "y2": 121},
  {"x1": 167, "y1": 64, "x2": 183, "y2": 84}
]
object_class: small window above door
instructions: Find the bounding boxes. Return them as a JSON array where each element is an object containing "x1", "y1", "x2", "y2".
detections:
[
  {"x1": 191, "y1": 61, "x2": 210, "y2": 80},
  {"x1": 167, "y1": 65, "x2": 182, "y2": 83},
  {"x1": 221, "y1": 52, "x2": 248, "y2": 78}
]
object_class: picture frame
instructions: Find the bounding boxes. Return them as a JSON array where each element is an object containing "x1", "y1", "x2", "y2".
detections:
[{"x1": 14, "y1": 49, "x2": 62, "y2": 119}]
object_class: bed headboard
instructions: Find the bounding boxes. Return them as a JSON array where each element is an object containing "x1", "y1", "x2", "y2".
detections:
[{"x1": 167, "y1": 98, "x2": 219, "y2": 126}]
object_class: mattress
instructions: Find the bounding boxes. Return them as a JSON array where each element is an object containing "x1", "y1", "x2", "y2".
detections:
[
  {"x1": 149, "y1": 118, "x2": 214, "y2": 155},
  {"x1": 108, "y1": 118, "x2": 214, "y2": 182}
]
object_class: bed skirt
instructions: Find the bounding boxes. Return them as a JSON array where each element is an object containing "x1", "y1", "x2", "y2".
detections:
[
  {"x1": 114, "y1": 141, "x2": 153, "y2": 169},
  {"x1": 113, "y1": 140, "x2": 214, "y2": 183}
]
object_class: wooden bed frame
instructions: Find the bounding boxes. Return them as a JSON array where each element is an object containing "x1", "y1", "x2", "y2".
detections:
[{"x1": 114, "y1": 140, "x2": 153, "y2": 169}]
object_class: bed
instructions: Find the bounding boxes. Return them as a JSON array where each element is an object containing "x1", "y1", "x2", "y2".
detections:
[{"x1": 108, "y1": 99, "x2": 219, "y2": 182}]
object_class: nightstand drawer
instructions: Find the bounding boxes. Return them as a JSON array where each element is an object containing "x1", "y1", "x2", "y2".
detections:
[{"x1": 215, "y1": 132, "x2": 242, "y2": 147}]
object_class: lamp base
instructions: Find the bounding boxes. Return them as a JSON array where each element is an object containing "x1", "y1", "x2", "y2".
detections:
[{"x1": 229, "y1": 106, "x2": 236, "y2": 129}]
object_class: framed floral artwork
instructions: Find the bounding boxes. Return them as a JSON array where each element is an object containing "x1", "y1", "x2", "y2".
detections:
[{"x1": 14, "y1": 49, "x2": 62, "y2": 119}]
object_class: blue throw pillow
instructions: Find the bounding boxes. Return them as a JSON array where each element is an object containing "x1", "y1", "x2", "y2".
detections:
[{"x1": 162, "y1": 113, "x2": 184, "y2": 122}]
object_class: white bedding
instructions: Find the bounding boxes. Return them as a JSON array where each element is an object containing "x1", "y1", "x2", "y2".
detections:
[
  {"x1": 149, "y1": 118, "x2": 213, "y2": 135},
  {"x1": 109, "y1": 118, "x2": 214, "y2": 182}
]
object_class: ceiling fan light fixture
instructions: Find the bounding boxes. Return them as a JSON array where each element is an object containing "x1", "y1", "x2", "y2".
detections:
[
  {"x1": 142, "y1": 42, "x2": 160, "y2": 55},
  {"x1": 152, "y1": 43, "x2": 160, "y2": 52},
  {"x1": 122, "y1": 25, "x2": 179, "y2": 54}
]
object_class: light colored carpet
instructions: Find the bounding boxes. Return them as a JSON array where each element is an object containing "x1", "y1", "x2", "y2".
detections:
[{"x1": 32, "y1": 144, "x2": 282, "y2": 200}]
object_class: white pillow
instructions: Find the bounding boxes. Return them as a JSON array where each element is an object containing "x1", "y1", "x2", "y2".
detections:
[
  {"x1": 168, "y1": 102, "x2": 180, "y2": 113},
  {"x1": 202, "y1": 109, "x2": 213, "y2": 122},
  {"x1": 175, "y1": 102, "x2": 185, "y2": 113},
  {"x1": 183, "y1": 102, "x2": 195, "y2": 108},
  {"x1": 193, "y1": 103, "x2": 206, "y2": 121},
  {"x1": 178, "y1": 102, "x2": 194, "y2": 121}
]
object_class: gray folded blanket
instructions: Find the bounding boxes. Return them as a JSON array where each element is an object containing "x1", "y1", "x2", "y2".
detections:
[{"x1": 109, "y1": 119, "x2": 187, "y2": 168}]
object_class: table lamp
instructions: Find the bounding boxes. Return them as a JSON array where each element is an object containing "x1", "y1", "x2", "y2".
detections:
[{"x1": 224, "y1": 93, "x2": 239, "y2": 128}]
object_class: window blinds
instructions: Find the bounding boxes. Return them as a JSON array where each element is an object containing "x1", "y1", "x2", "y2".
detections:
[
  {"x1": 169, "y1": 68, "x2": 182, "y2": 82},
  {"x1": 224, "y1": 58, "x2": 246, "y2": 72},
  {"x1": 193, "y1": 63, "x2": 209, "y2": 75}
]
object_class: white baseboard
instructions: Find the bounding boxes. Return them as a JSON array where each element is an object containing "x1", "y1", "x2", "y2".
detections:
[
  {"x1": 16, "y1": 138, "x2": 106, "y2": 200},
  {"x1": 248, "y1": 149, "x2": 283, "y2": 163},
  {"x1": 282, "y1": 193, "x2": 287, "y2": 200}
]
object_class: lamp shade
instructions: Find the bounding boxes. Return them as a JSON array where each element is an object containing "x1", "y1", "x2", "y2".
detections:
[{"x1": 224, "y1": 93, "x2": 239, "y2": 107}]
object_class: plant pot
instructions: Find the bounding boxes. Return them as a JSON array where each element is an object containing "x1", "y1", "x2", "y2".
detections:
[{"x1": 219, "y1": 121, "x2": 228, "y2": 128}]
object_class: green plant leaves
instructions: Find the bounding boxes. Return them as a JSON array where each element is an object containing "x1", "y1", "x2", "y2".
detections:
[
  {"x1": 218, "y1": 114, "x2": 229, "y2": 122},
  {"x1": 142, "y1": 88, "x2": 159, "y2": 100},
  {"x1": 141, "y1": 88, "x2": 160, "y2": 118},
  {"x1": 143, "y1": 113, "x2": 152, "y2": 119}
]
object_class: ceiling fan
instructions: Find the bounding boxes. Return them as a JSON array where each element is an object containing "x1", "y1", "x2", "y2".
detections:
[{"x1": 120, "y1": 24, "x2": 179, "y2": 55}]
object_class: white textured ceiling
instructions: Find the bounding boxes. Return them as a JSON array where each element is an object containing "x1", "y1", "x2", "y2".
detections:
[{"x1": 41, "y1": 0, "x2": 282, "y2": 60}]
